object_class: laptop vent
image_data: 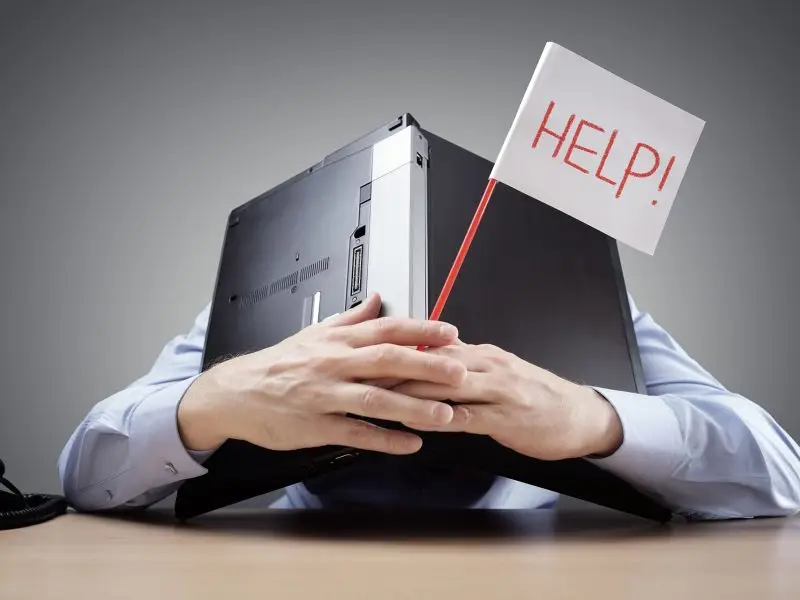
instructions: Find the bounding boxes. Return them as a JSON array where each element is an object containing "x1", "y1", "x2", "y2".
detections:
[
  {"x1": 300, "y1": 257, "x2": 330, "y2": 282},
  {"x1": 236, "y1": 256, "x2": 330, "y2": 308},
  {"x1": 269, "y1": 271, "x2": 299, "y2": 296}
]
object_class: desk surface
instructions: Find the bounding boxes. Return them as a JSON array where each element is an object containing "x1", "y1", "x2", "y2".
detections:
[{"x1": 2, "y1": 508, "x2": 799, "y2": 599}]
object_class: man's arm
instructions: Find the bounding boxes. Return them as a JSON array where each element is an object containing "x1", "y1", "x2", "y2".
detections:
[
  {"x1": 588, "y1": 295, "x2": 800, "y2": 520},
  {"x1": 57, "y1": 306, "x2": 214, "y2": 512},
  {"x1": 58, "y1": 292, "x2": 467, "y2": 513}
]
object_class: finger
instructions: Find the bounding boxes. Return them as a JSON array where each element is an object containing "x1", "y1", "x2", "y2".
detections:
[
  {"x1": 392, "y1": 372, "x2": 494, "y2": 403},
  {"x1": 401, "y1": 419, "x2": 461, "y2": 433},
  {"x1": 345, "y1": 344, "x2": 467, "y2": 386},
  {"x1": 362, "y1": 377, "x2": 407, "y2": 389},
  {"x1": 323, "y1": 292, "x2": 382, "y2": 326},
  {"x1": 339, "y1": 316, "x2": 459, "y2": 349},
  {"x1": 449, "y1": 404, "x2": 503, "y2": 435},
  {"x1": 405, "y1": 404, "x2": 502, "y2": 435},
  {"x1": 319, "y1": 415, "x2": 423, "y2": 454},
  {"x1": 324, "y1": 382, "x2": 455, "y2": 427},
  {"x1": 422, "y1": 344, "x2": 490, "y2": 371}
]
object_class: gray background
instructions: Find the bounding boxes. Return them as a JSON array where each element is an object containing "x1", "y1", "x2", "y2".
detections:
[{"x1": 1, "y1": 0, "x2": 798, "y2": 504}]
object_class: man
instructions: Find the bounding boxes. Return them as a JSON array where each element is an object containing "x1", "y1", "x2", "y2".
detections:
[{"x1": 59, "y1": 292, "x2": 800, "y2": 519}]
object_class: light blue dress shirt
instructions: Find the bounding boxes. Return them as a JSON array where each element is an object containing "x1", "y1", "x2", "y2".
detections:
[{"x1": 58, "y1": 295, "x2": 800, "y2": 519}]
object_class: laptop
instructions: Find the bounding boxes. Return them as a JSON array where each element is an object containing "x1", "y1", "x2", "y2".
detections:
[{"x1": 174, "y1": 114, "x2": 671, "y2": 522}]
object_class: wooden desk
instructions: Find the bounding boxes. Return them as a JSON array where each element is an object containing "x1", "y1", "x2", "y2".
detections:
[{"x1": 2, "y1": 508, "x2": 799, "y2": 599}]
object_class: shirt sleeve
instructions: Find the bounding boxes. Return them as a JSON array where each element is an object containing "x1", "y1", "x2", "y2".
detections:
[
  {"x1": 57, "y1": 304, "x2": 216, "y2": 512},
  {"x1": 586, "y1": 295, "x2": 800, "y2": 520}
]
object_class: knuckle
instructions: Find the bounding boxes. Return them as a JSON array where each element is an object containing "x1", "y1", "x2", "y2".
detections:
[
  {"x1": 303, "y1": 353, "x2": 325, "y2": 370},
  {"x1": 384, "y1": 433, "x2": 409, "y2": 453},
  {"x1": 320, "y1": 326, "x2": 346, "y2": 345},
  {"x1": 359, "y1": 386, "x2": 384, "y2": 413},
  {"x1": 346, "y1": 422, "x2": 373, "y2": 444},
  {"x1": 422, "y1": 320, "x2": 440, "y2": 336},
  {"x1": 457, "y1": 405, "x2": 474, "y2": 425},
  {"x1": 426, "y1": 355, "x2": 452, "y2": 378},
  {"x1": 318, "y1": 325, "x2": 338, "y2": 340},
  {"x1": 346, "y1": 422, "x2": 401, "y2": 453},
  {"x1": 373, "y1": 343, "x2": 399, "y2": 365},
  {"x1": 374, "y1": 316, "x2": 395, "y2": 333},
  {"x1": 479, "y1": 343, "x2": 506, "y2": 363},
  {"x1": 306, "y1": 351, "x2": 337, "y2": 374},
  {"x1": 425, "y1": 354, "x2": 438, "y2": 373}
]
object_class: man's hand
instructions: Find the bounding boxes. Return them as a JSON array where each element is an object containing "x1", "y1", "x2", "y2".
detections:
[
  {"x1": 393, "y1": 342, "x2": 623, "y2": 460},
  {"x1": 177, "y1": 293, "x2": 467, "y2": 455}
]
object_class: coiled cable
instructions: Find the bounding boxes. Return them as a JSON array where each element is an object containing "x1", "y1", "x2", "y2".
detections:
[{"x1": 0, "y1": 458, "x2": 67, "y2": 530}]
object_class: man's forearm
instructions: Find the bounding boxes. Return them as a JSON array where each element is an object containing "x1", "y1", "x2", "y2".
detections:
[
  {"x1": 59, "y1": 378, "x2": 210, "y2": 512},
  {"x1": 588, "y1": 387, "x2": 800, "y2": 519}
]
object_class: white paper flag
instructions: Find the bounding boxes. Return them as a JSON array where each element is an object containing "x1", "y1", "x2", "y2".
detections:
[{"x1": 490, "y1": 42, "x2": 705, "y2": 254}]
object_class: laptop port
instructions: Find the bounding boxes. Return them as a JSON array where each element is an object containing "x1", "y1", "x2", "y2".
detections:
[{"x1": 350, "y1": 245, "x2": 364, "y2": 296}]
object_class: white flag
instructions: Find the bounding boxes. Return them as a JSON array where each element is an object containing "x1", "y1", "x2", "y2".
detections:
[{"x1": 490, "y1": 42, "x2": 705, "y2": 255}]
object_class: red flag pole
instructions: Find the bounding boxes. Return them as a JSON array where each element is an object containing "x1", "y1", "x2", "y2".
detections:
[{"x1": 427, "y1": 177, "x2": 498, "y2": 324}]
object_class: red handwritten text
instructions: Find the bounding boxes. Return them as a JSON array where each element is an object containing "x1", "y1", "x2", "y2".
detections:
[{"x1": 531, "y1": 100, "x2": 676, "y2": 204}]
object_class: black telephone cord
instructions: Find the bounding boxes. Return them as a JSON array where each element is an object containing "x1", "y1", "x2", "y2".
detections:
[{"x1": 0, "y1": 458, "x2": 67, "y2": 530}]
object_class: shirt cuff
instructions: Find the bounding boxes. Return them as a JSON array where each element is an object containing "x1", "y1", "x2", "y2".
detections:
[
  {"x1": 586, "y1": 388, "x2": 685, "y2": 493},
  {"x1": 127, "y1": 376, "x2": 211, "y2": 490},
  {"x1": 186, "y1": 447, "x2": 218, "y2": 465}
]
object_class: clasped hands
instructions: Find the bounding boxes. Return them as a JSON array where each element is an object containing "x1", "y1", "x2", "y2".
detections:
[
  {"x1": 380, "y1": 336, "x2": 623, "y2": 462},
  {"x1": 178, "y1": 292, "x2": 623, "y2": 460}
]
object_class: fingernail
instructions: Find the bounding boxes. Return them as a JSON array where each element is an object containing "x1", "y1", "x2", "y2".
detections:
[
  {"x1": 438, "y1": 323, "x2": 458, "y2": 337},
  {"x1": 432, "y1": 403, "x2": 454, "y2": 424},
  {"x1": 407, "y1": 436, "x2": 423, "y2": 453}
]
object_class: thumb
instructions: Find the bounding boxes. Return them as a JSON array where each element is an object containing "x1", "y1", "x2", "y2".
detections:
[{"x1": 323, "y1": 293, "x2": 382, "y2": 327}]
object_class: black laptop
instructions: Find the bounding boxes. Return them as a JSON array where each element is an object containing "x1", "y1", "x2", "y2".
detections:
[{"x1": 174, "y1": 114, "x2": 671, "y2": 522}]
